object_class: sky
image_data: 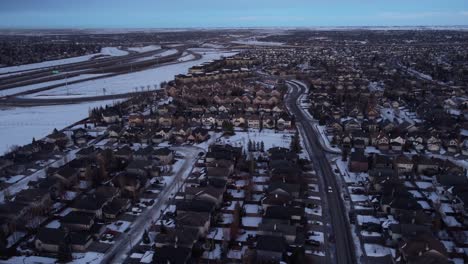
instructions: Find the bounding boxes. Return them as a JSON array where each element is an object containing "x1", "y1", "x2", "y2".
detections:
[{"x1": 0, "y1": 0, "x2": 467, "y2": 28}]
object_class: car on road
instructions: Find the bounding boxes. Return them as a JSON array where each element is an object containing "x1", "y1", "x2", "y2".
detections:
[
  {"x1": 327, "y1": 186, "x2": 333, "y2": 193},
  {"x1": 131, "y1": 207, "x2": 143, "y2": 214}
]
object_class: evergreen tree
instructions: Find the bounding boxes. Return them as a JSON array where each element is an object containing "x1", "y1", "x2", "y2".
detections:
[
  {"x1": 142, "y1": 229, "x2": 150, "y2": 244},
  {"x1": 248, "y1": 140, "x2": 253, "y2": 152},
  {"x1": 256, "y1": 142, "x2": 260, "y2": 152},
  {"x1": 342, "y1": 148, "x2": 349, "y2": 162},
  {"x1": 260, "y1": 141, "x2": 265, "y2": 152},
  {"x1": 290, "y1": 131, "x2": 302, "y2": 153},
  {"x1": 57, "y1": 231, "x2": 72, "y2": 263}
]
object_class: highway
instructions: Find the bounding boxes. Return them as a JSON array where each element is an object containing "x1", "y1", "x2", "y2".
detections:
[{"x1": 285, "y1": 80, "x2": 357, "y2": 264}]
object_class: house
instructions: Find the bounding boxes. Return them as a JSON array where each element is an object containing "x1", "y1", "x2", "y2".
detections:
[
  {"x1": 153, "y1": 245, "x2": 192, "y2": 264},
  {"x1": 394, "y1": 155, "x2": 414, "y2": 174},
  {"x1": 155, "y1": 128, "x2": 173, "y2": 141},
  {"x1": 102, "y1": 109, "x2": 121, "y2": 123},
  {"x1": 176, "y1": 199, "x2": 216, "y2": 214},
  {"x1": 71, "y1": 194, "x2": 110, "y2": 219},
  {"x1": 114, "y1": 173, "x2": 146, "y2": 199},
  {"x1": 35, "y1": 228, "x2": 93, "y2": 252},
  {"x1": 184, "y1": 186, "x2": 224, "y2": 206},
  {"x1": 258, "y1": 222, "x2": 298, "y2": 244},
  {"x1": 60, "y1": 211, "x2": 95, "y2": 231},
  {"x1": 201, "y1": 114, "x2": 217, "y2": 127},
  {"x1": 128, "y1": 113, "x2": 144, "y2": 126},
  {"x1": 263, "y1": 205, "x2": 304, "y2": 225},
  {"x1": 114, "y1": 146, "x2": 133, "y2": 161},
  {"x1": 0, "y1": 202, "x2": 29, "y2": 236},
  {"x1": 190, "y1": 127, "x2": 209, "y2": 142},
  {"x1": 445, "y1": 138, "x2": 460, "y2": 153},
  {"x1": 413, "y1": 156, "x2": 441, "y2": 175},
  {"x1": 267, "y1": 182, "x2": 301, "y2": 199},
  {"x1": 75, "y1": 146, "x2": 96, "y2": 159},
  {"x1": 352, "y1": 130, "x2": 370, "y2": 146},
  {"x1": 396, "y1": 233, "x2": 449, "y2": 263},
  {"x1": 107, "y1": 125, "x2": 122, "y2": 139},
  {"x1": 247, "y1": 115, "x2": 261, "y2": 129},
  {"x1": 262, "y1": 115, "x2": 276, "y2": 129},
  {"x1": 276, "y1": 114, "x2": 292, "y2": 130},
  {"x1": 255, "y1": 235, "x2": 287, "y2": 263},
  {"x1": 158, "y1": 115, "x2": 173, "y2": 128},
  {"x1": 52, "y1": 166, "x2": 79, "y2": 187},
  {"x1": 154, "y1": 227, "x2": 199, "y2": 249},
  {"x1": 232, "y1": 115, "x2": 246, "y2": 127},
  {"x1": 343, "y1": 119, "x2": 361, "y2": 132},
  {"x1": 376, "y1": 132, "x2": 390, "y2": 151},
  {"x1": 176, "y1": 211, "x2": 211, "y2": 237},
  {"x1": 102, "y1": 198, "x2": 131, "y2": 219},
  {"x1": 373, "y1": 154, "x2": 393, "y2": 169},
  {"x1": 349, "y1": 150, "x2": 369, "y2": 172},
  {"x1": 46, "y1": 130, "x2": 69, "y2": 147},
  {"x1": 154, "y1": 147, "x2": 173, "y2": 165},
  {"x1": 426, "y1": 135, "x2": 442, "y2": 152}
]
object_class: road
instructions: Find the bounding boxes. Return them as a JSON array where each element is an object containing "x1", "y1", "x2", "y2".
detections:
[
  {"x1": 0, "y1": 50, "x2": 202, "y2": 107},
  {"x1": 285, "y1": 80, "x2": 357, "y2": 264},
  {"x1": 101, "y1": 146, "x2": 203, "y2": 264}
]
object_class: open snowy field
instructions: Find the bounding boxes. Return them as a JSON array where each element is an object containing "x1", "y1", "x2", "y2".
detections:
[
  {"x1": 0, "y1": 100, "x2": 120, "y2": 154},
  {"x1": 21, "y1": 49, "x2": 237, "y2": 99},
  {"x1": 231, "y1": 39, "x2": 284, "y2": 46},
  {"x1": 218, "y1": 129, "x2": 294, "y2": 150},
  {"x1": 131, "y1": 48, "x2": 179, "y2": 63},
  {"x1": 128, "y1": 45, "x2": 161, "y2": 53},
  {"x1": 0, "y1": 73, "x2": 107, "y2": 97},
  {"x1": 0, "y1": 47, "x2": 128, "y2": 76}
]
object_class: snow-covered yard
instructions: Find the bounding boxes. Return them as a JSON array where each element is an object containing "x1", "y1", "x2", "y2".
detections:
[
  {"x1": 242, "y1": 216, "x2": 262, "y2": 227},
  {"x1": 364, "y1": 243, "x2": 394, "y2": 257}
]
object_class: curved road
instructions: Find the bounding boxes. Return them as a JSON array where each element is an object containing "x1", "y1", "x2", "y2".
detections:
[{"x1": 285, "y1": 80, "x2": 357, "y2": 264}]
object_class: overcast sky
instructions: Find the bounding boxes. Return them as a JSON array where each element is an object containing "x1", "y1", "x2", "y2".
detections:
[{"x1": 0, "y1": 0, "x2": 467, "y2": 28}]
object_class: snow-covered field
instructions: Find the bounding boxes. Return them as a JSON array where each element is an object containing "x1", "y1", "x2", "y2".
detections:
[
  {"x1": 0, "y1": 100, "x2": 119, "y2": 154},
  {"x1": 0, "y1": 47, "x2": 128, "y2": 76},
  {"x1": 128, "y1": 45, "x2": 161, "y2": 53},
  {"x1": 131, "y1": 49, "x2": 179, "y2": 63},
  {"x1": 22, "y1": 50, "x2": 237, "y2": 99},
  {"x1": 0, "y1": 73, "x2": 106, "y2": 97},
  {"x1": 232, "y1": 39, "x2": 284, "y2": 46},
  {"x1": 218, "y1": 129, "x2": 293, "y2": 150}
]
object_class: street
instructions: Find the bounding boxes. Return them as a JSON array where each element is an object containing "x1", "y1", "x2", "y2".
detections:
[
  {"x1": 101, "y1": 146, "x2": 203, "y2": 264},
  {"x1": 285, "y1": 80, "x2": 357, "y2": 264}
]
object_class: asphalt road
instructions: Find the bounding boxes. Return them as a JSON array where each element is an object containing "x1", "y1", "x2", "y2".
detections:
[
  {"x1": 285, "y1": 80, "x2": 357, "y2": 264},
  {"x1": 101, "y1": 146, "x2": 202, "y2": 264}
]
